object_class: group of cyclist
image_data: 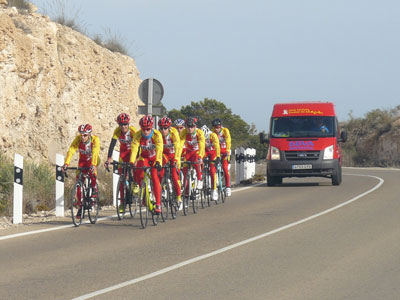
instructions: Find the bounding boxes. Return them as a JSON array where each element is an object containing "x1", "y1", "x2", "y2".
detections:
[{"x1": 62, "y1": 113, "x2": 232, "y2": 219}]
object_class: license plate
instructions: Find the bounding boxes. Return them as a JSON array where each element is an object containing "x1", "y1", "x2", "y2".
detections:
[{"x1": 292, "y1": 164, "x2": 312, "y2": 170}]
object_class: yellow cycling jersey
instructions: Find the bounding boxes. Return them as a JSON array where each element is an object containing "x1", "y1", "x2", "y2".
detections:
[
  {"x1": 206, "y1": 132, "x2": 221, "y2": 158},
  {"x1": 65, "y1": 135, "x2": 100, "y2": 166},
  {"x1": 180, "y1": 128, "x2": 205, "y2": 159},
  {"x1": 130, "y1": 129, "x2": 163, "y2": 165},
  {"x1": 212, "y1": 127, "x2": 231, "y2": 153}
]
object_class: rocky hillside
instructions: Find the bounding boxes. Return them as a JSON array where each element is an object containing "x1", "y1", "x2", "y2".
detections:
[
  {"x1": 0, "y1": 1, "x2": 143, "y2": 164},
  {"x1": 341, "y1": 107, "x2": 400, "y2": 167}
]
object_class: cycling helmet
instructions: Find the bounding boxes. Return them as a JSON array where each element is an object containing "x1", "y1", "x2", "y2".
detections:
[
  {"x1": 201, "y1": 125, "x2": 212, "y2": 139},
  {"x1": 174, "y1": 118, "x2": 185, "y2": 127},
  {"x1": 78, "y1": 124, "x2": 92, "y2": 134},
  {"x1": 117, "y1": 113, "x2": 130, "y2": 125},
  {"x1": 212, "y1": 118, "x2": 222, "y2": 127},
  {"x1": 139, "y1": 115, "x2": 154, "y2": 128},
  {"x1": 185, "y1": 117, "x2": 198, "y2": 127},
  {"x1": 158, "y1": 116, "x2": 172, "y2": 127}
]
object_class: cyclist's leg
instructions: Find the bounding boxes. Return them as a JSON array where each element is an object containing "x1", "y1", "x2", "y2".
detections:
[
  {"x1": 135, "y1": 159, "x2": 146, "y2": 192},
  {"x1": 222, "y1": 155, "x2": 231, "y2": 196},
  {"x1": 150, "y1": 160, "x2": 162, "y2": 211},
  {"x1": 171, "y1": 157, "x2": 182, "y2": 199},
  {"x1": 192, "y1": 153, "x2": 202, "y2": 181}
]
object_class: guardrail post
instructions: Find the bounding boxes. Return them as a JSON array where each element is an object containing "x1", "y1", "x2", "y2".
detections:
[
  {"x1": 55, "y1": 154, "x2": 65, "y2": 217},
  {"x1": 13, "y1": 153, "x2": 23, "y2": 224},
  {"x1": 112, "y1": 150, "x2": 120, "y2": 206}
]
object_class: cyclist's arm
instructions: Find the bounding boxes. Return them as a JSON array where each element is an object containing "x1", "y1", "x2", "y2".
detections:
[
  {"x1": 154, "y1": 129, "x2": 164, "y2": 165},
  {"x1": 197, "y1": 129, "x2": 206, "y2": 159},
  {"x1": 107, "y1": 138, "x2": 117, "y2": 160},
  {"x1": 64, "y1": 135, "x2": 81, "y2": 165},
  {"x1": 129, "y1": 131, "x2": 141, "y2": 164},
  {"x1": 171, "y1": 127, "x2": 181, "y2": 164},
  {"x1": 179, "y1": 129, "x2": 187, "y2": 155},
  {"x1": 91, "y1": 135, "x2": 101, "y2": 166},
  {"x1": 211, "y1": 132, "x2": 221, "y2": 158},
  {"x1": 223, "y1": 128, "x2": 232, "y2": 154}
]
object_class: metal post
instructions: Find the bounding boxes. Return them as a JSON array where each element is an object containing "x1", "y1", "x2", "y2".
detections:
[
  {"x1": 147, "y1": 78, "x2": 153, "y2": 116},
  {"x1": 55, "y1": 154, "x2": 65, "y2": 217},
  {"x1": 235, "y1": 148, "x2": 240, "y2": 185},
  {"x1": 112, "y1": 150, "x2": 120, "y2": 206},
  {"x1": 13, "y1": 153, "x2": 23, "y2": 224}
]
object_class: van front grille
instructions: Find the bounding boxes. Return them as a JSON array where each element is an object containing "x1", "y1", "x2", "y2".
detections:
[{"x1": 285, "y1": 151, "x2": 320, "y2": 161}]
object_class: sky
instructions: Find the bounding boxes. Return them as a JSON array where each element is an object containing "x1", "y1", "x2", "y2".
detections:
[{"x1": 31, "y1": 0, "x2": 400, "y2": 132}]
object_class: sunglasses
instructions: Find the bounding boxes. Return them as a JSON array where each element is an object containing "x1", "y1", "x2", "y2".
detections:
[
  {"x1": 119, "y1": 123, "x2": 129, "y2": 127},
  {"x1": 142, "y1": 127, "x2": 152, "y2": 132},
  {"x1": 178, "y1": 127, "x2": 185, "y2": 130},
  {"x1": 214, "y1": 126, "x2": 222, "y2": 129},
  {"x1": 160, "y1": 127, "x2": 169, "y2": 130},
  {"x1": 187, "y1": 125, "x2": 196, "y2": 129},
  {"x1": 81, "y1": 134, "x2": 89, "y2": 137}
]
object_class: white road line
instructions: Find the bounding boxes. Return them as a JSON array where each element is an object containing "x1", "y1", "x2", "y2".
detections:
[
  {"x1": 0, "y1": 184, "x2": 264, "y2": 241},
  {"x1": 73, "y1": 174, "x2": 384, "y2": 300}
]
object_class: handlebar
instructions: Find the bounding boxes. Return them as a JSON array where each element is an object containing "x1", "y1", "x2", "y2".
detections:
[{"x1": 62, "y1": 166, "x2": 91, "y2": 178}]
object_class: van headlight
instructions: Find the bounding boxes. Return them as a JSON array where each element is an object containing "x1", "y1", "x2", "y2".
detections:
[
  {"x1": 270, "y1": 146, "x2": 281, "y2": 160},
  {"x1": 323, "y1": 145, "x2": 334, "y2": 160}
]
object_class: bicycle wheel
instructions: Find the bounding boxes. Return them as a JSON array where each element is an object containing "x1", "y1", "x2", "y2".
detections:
[
  {"x1": 116, "y1": 180, "x2": 126, "y2": 220},
  {"x1": 139, "y1": 183, "x2": 148, "y2": 229},
  {"x1": 192, "y1": 189, "x2": 199, "y2": 214},
  {"x1": 88, "y1": 184, "x2": 99, "y2": 224},
  {"x1": 206, "y1": 174, "x2": 212, "y2": 207},
  {"x1": 200, "y1": 173, "x2": 206, "y2": 209},
  {"x1": 182, "y1": 174, "x2": 190, "y2": 216},
  {"x1": 220, "y1": 171, "x2": 226, "y2": 204},
  {"x1": 71, "y1": 182, "x2": 83, "y2": 227},
  {"x1": 160, "y1": 179, "x2": 169, "y2": 222}
]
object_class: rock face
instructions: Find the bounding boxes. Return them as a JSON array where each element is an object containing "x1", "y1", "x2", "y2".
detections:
[{"x1": 0, "y1": 5, "x2": 143, "y2": 164}]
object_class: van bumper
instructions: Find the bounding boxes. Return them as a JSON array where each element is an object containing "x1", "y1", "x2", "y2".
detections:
[{"x1": 267, "y1": 159, "x2": 338, "y2": 177}]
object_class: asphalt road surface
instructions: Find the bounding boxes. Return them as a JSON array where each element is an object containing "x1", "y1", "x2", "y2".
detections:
[{"x1": 0, "y1": 168, "x2": 399, "y2": 300}]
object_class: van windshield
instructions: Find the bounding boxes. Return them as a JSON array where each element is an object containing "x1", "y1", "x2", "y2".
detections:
[{"x1": 271, "y1": 116, "x2": 335, "y2": 138}]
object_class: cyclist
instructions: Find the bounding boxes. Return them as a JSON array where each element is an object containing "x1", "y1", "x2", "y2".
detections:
[
  {"x1": 180, "y1": 117, "x2": 205, "y2": 190},
  {"x1": 174, "y1": 118, "x2": 186, "y2": 158},
  {"x1": 62, "y1": 124, "x2": 100, "y2": 219},
  {"x1": 158, "y1": 116, "x2": 183, "y2": 207},
  {"x1": 201, "y1": 125, "x2": 221, "y2": 201},
  {"x1": 212, "y1": 118, "x2": 232, "y2": 196},
  {"x1": 104, "y1": 113, "x2": 138, "y2": 213},
  {"x1": 129, "y1": 115, "x2": 163, "y2": 214}
]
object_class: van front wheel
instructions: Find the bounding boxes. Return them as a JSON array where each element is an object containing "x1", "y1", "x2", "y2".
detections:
[
  {"x1": 267, "y1": 169, "x2": 282, "y2": 186},
  {"x1": 332, "y1": 163, "x2": 342, "y2": 186}
]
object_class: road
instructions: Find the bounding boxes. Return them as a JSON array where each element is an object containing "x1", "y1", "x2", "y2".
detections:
[{"x1": 0, "y1": 168, "x2": 399, "y2": 300}]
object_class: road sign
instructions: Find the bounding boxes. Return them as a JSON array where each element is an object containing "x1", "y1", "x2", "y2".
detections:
[
  {"x1": 138, "y1": 78, "x2": 164, "y2": 105},
  {"x1": 138, "y1": 105, "x2": 164, "y2": 116}
]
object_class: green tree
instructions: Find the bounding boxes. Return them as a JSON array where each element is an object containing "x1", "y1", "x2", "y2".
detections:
[{"x1": 167, "y1": 98, "x2": 267, "y2": 160}]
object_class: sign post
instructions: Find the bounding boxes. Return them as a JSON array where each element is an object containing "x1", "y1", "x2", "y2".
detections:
[{"x1": 138, "y1": 78, "x2": 164, "y2": 120}]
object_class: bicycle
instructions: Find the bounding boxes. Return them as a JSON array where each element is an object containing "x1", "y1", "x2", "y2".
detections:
[
  {"x1": 216, "y1": 161, "x2": 226, "y2": 204},
  {"x1": 64, "y1": 167, "x2": 99, "y2": 227},
  {"x1": 107, "y1": 161, "x2": 138, "y2": 220},
  {"x1": 134, "y1": 166, "x2": 160, "y2": 229},
  {"x1": 182, "y1": 161, "x2": 200, "y2": 215},
  {"x1": 160, "y1": 162, "x2": 180, "y2": 220},
  {"x1": 201, "y1": 158, "x2": 212, "y2": 207}
]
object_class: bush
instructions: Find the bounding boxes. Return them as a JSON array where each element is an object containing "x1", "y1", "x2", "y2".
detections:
[
  {"x1": 7, "y1": 0, "x2": 30, "y2": 10},
  {"x1": 0, "y1": 154, "x2": 13, "y2": 216},
  {"x1": 92, "y1": 29, "x2": 130, "y2": 56},
  {"x1": 23, "y1": 161, "x2": 55, "y2": 213}
]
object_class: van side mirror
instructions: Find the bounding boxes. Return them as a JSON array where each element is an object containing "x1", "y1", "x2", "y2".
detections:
[
  {"x1": 259, "y1": 132, "x2": 269, "y2": 144},
  {"x1": 339, "y1": 131, "x2": 347, "y2": 143}
]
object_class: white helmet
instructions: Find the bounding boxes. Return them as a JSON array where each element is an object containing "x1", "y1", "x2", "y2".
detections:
[{"x1": 201, "y1": 125, "x2": 211, "y2": 139}]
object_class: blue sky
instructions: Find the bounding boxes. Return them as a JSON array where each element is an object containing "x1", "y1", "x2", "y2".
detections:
[{"x1": 31, "y1": 0, "x2": 400, "y2": 131}]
